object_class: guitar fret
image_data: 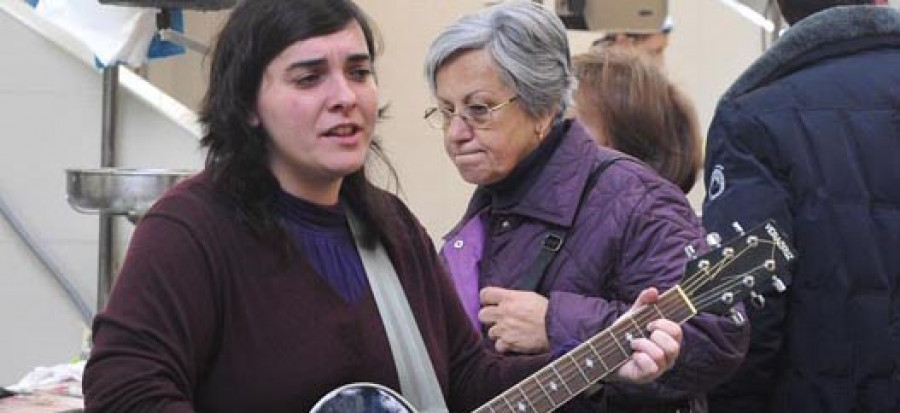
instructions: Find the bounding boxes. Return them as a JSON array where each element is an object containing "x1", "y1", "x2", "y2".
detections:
[
  {"x1": 533, "y1": 376, "x2": 556, "y2": 410},
  {"x1": 587, "y1": 341, "x2": 610, "y2": 372},
  {"x1": 575, "y1": 346, "x2": 605, "y2": 386},
  {"x1": 501, "y1": 394, "x2": 516, "y2": 412},
  {"x1": 567, "y1": 353, "x2": 592, "y2": 384},
  {"x1": 652, "y1": 303, "x2": 666, "y2": 320},
  {"x1": 538, "y1": 370, "x2": 568, "y2": 406},
  {"x1": 516, "y1": 386, "x2": 533, "y2": 412},
  {"x1": 628, "y1": 316, "x2": 646, "y2": 339},
  {"x1": 609, "y1": 329, "x2": 629, "y2": 356},
  {"x1": 550, "y1": 364, "x2": 575, "y2": 395}
]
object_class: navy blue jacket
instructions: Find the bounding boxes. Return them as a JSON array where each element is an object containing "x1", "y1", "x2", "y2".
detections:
[{"x1": 702, "y1": 6, "x2": 900, "y2": 413}]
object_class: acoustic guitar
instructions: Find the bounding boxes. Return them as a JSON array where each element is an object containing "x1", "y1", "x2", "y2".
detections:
[{"x1": 311, "y1": 220, "x2": 795, "y2": 413}]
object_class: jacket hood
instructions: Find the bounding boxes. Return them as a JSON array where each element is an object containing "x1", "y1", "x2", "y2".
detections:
[{"x1": 724, "y1": 5, "x2": 900, "y2": 100}]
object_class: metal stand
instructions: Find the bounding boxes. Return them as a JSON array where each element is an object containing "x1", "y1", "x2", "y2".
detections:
[
  {"x1": 97, "y1": 64, "x2": 119, "y2": 312},
  {"x1": 86, "y1": 1, "x2": 233, "y2": 312}
]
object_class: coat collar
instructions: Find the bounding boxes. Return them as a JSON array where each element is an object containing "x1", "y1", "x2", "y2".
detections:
[
  {"x1": 466, "y1": 119, "x2": 598, "y2": 228},
  {"x1": 725, "y1": 5, "x2": 900, "y2": 100}
]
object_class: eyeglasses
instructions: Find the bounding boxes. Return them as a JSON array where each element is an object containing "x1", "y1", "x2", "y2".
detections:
[{"x1": 423, "y1": 96, "x2": 518, "y2": 130}]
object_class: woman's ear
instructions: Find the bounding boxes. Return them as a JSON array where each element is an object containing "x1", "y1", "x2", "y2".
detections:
[
  {"x1": 248, "y1": 112, "x2": 260, "y2": 127},
  {"x1": 536, "y1": 114, "x2": 555, "y2": 139}
]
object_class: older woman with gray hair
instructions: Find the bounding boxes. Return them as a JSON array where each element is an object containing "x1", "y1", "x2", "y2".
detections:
[{"x1": 425, "y1": 2, "x2": 748, "y2": 412}]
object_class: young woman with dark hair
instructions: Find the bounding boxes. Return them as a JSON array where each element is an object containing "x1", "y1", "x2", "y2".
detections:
[{"x1": 81, "y1": 1, "x2": 549, "y2": 411}]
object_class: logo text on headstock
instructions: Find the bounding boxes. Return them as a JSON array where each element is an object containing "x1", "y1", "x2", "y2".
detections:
[{"x1": 765, "y1": 222, "x2": 794, "y2": 261}]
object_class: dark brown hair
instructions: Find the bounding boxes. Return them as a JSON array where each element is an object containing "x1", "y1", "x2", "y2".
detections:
[
  {"x1": 573, "y1": 48, "x2": 701, "y2": 193},
  {"x1": 199, "y1": 0, "x2": 398, "y2": 256}
]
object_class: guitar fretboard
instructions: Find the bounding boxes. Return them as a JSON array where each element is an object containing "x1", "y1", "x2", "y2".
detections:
[{"x1": 474, "y1": 286, "x2": 696, "y2": 413}]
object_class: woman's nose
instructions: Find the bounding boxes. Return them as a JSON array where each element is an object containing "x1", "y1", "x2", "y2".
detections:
[
  {"x1": 328, "y1": 75, "x2": 357, "y2": 111},
  {"x1": 445, "y1": 114, "x2": 472, "y2": 142}
]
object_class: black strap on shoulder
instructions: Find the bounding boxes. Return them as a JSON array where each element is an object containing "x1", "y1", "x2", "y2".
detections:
[{"x1": 514, "y1": 155, "x2": 626, "y2": 292}]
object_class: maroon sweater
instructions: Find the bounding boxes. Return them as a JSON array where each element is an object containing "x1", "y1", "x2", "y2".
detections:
[{"x1": 83, "y1": 173, "x2": 546, "y2": 413}]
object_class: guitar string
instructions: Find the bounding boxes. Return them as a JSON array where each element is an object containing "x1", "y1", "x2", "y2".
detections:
[
  {"x1": 680, "y1": 240, "x2": 774, "y2": 309},
  {"x1": 583, "y1": 238, "x2": 775, "y2": 367},
  {"x1": 484, "y1": 276, "x2": 701, "y2": 410},
  {"x1": 683, "y1": 251, "x2": 761, "y2": 298},
  {"x1": 489, "y1": 270, "x2": 766, "y2": 412},
  {"x1": 686, "y1": 237, "x2": 778, "y2": 291},
  {"x1": 486, "y1": 274, "x2": 750, "y2": 412},
  {"x1": 681, "y1": 239, "x2": 776, "y2": 295},
  {"x1": 681, "y1": 243, "x2": 756, "y2": 293},
  {"x1": 483, "y1": 237, "x2": 780, "y2": 411},
  {"x1": 486, "y1": 291, "x2": 692, "y2": 411}
]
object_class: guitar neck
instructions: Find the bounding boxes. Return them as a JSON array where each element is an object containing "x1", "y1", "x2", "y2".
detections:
[{"x1": 473, "y1": 286, "x2": 696, "y2": 413}]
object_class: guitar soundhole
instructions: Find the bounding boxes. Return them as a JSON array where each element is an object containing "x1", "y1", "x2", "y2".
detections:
[{"x1": 311, "y1": 383, "x2": 414, "y2": 413}]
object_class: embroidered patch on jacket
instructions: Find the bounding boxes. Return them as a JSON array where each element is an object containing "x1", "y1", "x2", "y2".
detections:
[{"x1": 708, "y1": 164, "x2": 726, "y2": 201}]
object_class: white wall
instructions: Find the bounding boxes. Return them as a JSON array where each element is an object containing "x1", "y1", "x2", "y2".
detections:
[
  {"x1": 148, "y1": 0, "x2": 767, "y2": 237},
  {"x1": 0, "y1": 0, "x2": 203, "y2": 384},
  {"x1": 0, "y1": 0, "x2": 767, "y2": 385},
  {"x1": 651, "y1": 0, "x2": 766, "y2": 206}
]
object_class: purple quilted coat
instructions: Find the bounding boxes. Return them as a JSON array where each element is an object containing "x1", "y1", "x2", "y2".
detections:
[{"x1": 441, "y1": 120, "x2": 749, "y2": 413}]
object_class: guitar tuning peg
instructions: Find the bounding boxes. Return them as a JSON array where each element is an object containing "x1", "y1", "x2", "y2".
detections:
[
  {"x1": 706, "y1": 232, "x2": 722, "y2": 248},
  {"x1": 750, "y1": 291, "x2": 766, "y2": 309},
  {"x1": 728, "y1": 308, "x2": 746, "y2": 326},
  {"x1": 772, "y1": 275, "x2": 787, "y2": 293},
  {"x1": 684, "y1": 245, "x2": 697, "y2": 259},
  {"x1": 746, "y1": 235, "x2": 759, "y2": 248},
  {"x1": 731, "y1": 222, "x2": 745, "y2": 236},
  {"x1": 720, "y1": 291, "x2": 734, "y2": 305}
]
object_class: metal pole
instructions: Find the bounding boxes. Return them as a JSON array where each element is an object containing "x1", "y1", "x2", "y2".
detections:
[
  {"x1": 771, "y1": 1, "x2": 784, "y2": 43},
  {"x1": 98, "y1": 64, "x2": 119, "y2": 312},
  {"x1": 0, "y1": 192, "x2": 94, "y2": 326},
  {"x1": 762, "y1": 0, "x2": 784, "y2": 50}
]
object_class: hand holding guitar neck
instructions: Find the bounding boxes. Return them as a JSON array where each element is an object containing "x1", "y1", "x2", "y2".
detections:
[{"x1": 609, "y1": 287, "x2": 683, "y2": 385}]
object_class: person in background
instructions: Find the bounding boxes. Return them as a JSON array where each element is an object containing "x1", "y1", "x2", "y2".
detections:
[
  {"x1": 590, "y1": 16, "x2": 673, "y2": 67},
  {"x1": 81, "y1": 0, "x2": 682, "y2": 412},
  {"x1": 572, "y1": 48, "x2": 702, "y2": 193},
  {"x1": 424, "y1": 2, "x2": 748, "y2": 412},
  {"x1": 702, "y1": 1, "x2": 900, "y2": 412}
]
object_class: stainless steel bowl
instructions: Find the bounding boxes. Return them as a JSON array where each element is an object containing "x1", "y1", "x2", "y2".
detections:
[{"x1": 66, "y1": 168, "x2": 195, "y2": 217}]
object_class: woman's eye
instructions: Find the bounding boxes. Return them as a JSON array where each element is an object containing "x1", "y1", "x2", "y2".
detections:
[
  {"x1": 293, "y1": 74, "x2": 321, "y2": 87},
  {"x1": 349, "y1": 67, "x2": 373, "y2": 81},
  {"x1": 467, "y1": 104, "x2": 490, "y2": 116}
]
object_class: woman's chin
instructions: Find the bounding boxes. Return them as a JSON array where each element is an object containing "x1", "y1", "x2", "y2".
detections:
[
  {"x1": 457, "y1": 169, "x2": 498, "y2": 186},
  {"x1": 328, "y1": 158, "x2": 367, "y2": 179}
]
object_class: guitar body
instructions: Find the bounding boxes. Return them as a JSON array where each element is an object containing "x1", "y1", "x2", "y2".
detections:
[{"x1": 311, "y1": 382, "x2": 416, "y2": 413}]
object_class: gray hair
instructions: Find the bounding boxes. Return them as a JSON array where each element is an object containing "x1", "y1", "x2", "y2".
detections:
[{"x1": 424, "y1": 1, "x2": 572, "y2": 119}]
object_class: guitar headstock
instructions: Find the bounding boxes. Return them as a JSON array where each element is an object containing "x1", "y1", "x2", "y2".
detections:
[{"x1": 679, "y1": 220, "x2": 796, "y2": 322}]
